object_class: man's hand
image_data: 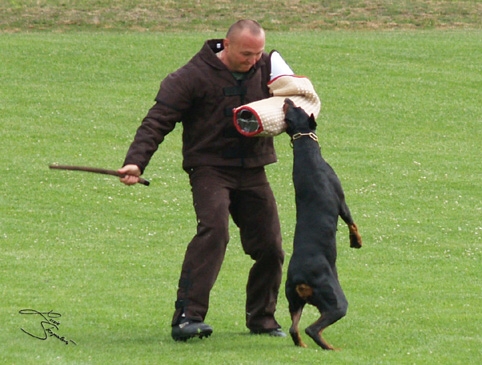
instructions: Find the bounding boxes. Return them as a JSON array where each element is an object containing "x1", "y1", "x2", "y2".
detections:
[{"x1": 118, "y1": 164, "x2": 141, "y2": 185}]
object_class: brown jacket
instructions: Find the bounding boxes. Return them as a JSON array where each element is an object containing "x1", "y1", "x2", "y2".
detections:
[{"x1": 123, "y1": 39, "x2": 276, "y2": 172}]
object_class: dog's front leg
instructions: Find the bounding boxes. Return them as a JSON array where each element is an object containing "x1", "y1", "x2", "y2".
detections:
[{"x1": 348, "y1": 223, "x2": 362, "y2": 248}]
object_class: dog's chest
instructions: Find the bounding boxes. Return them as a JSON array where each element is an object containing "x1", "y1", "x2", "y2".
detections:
[{"x1": 292, "y1": 143, "x2": 332, "y2": 195}]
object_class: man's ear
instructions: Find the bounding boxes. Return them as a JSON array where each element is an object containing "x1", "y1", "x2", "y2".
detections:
[
  {"x1": 309, "y1": 114, "x2": 317, "y2": 130},
  {"x1": 223, "y1": 38, "x2": 229, "y2": 50}
]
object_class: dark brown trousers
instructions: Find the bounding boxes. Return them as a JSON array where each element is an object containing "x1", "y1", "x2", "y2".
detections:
[{"x1": 172, "y1": 166, "x2": 284, "y2": 331}]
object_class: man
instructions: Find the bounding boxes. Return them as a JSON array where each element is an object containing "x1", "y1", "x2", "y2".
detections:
[{"x1": 118, "y1": 20, "x2": 286, "y2": 341}]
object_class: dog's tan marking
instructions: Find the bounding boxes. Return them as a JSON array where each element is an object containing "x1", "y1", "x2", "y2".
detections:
[
  {"x1": 348, "y1": 223, "x2": 362, "y2": 248},
  {"x1": 295, "y1": 284, "x2": 313, "y2": 301}
]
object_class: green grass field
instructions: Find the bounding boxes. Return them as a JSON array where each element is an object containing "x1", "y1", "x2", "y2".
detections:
[{"x1": 1, "y1": 5, "x2": 482, "y2": 364}]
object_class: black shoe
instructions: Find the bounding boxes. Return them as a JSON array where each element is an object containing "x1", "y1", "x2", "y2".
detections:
[
  {"x1": 250, "y1": 328, "x2": 287, "y2": 337},
  {"x1": 171, "y1": 319, "x2": 213, "y2": 342}
]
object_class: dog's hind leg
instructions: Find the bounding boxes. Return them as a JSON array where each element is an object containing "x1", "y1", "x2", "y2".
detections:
[
  {"x1": 305, "y1": 324, "x2": 335, "y2": 350},
  {"x1": 305, "y1": 307, "x2": 347, "y2": 350},
  {"x1": 289, "y1": 306, "x2": 308, "y2": 348},
  {"x1": 286, "y1": 283, "x2": 310, "y2": 347}
]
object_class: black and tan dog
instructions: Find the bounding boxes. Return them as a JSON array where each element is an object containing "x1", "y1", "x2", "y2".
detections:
[{"x1": 283, "y1": 98, "x2": 362, "y2": 350}]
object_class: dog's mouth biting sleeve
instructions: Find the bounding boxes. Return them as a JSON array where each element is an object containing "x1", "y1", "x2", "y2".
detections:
[{"x1": 233, "y1": 51, "x2": 321, "y2": 137}]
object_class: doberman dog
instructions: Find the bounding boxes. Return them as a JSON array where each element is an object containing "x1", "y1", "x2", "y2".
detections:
[{"x1": 283, "y1": 98, "x2": 362, "y2": 350}]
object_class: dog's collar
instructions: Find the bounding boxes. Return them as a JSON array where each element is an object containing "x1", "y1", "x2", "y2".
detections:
[{"x1": 291, "y1": 132, "x2": 318, "y2": 142}]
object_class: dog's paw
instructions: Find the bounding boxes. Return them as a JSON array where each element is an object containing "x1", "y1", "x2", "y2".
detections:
[
  {"x1": 348, "y1": 223, "x2": 362, "y2": 248},
  {"x1": 349, "y1": 233, "x2": 362, "y2": 249}
]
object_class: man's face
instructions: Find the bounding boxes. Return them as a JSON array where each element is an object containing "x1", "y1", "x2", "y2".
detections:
[{"x1": 223, "y1": 29, "x2": 265, "y2": 73}]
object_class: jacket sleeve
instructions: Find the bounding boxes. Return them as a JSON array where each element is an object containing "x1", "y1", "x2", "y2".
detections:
[{"x1": 122, "y1": 69, "x2": 193, "y2": 173}]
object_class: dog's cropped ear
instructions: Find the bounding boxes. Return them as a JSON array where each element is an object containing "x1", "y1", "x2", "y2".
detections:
[{"x1": 309, "y1": 114, "x2": 317, "y2": 130}]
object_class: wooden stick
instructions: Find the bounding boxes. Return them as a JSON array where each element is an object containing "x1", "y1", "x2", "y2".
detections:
[{"x1": 49, "y1": 164, "x2": 150, "y2": 186}]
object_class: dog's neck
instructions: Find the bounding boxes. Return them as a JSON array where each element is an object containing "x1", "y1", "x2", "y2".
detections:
[{"x1": 291, "y1": 131, "x2": 318, "y2": 142}]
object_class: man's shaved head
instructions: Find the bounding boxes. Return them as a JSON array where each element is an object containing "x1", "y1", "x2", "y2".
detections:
[
  {"x1": 219, "y1": 20, "x2": 265, "y2": 73},
  {"x1": 226, "y1": 19, "x2": 264, "y2": 40}
]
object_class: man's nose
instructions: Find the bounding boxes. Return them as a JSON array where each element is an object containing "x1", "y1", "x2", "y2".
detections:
[{"x1": 248, "y1": 55, "x2": 259, "y2": 65}]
